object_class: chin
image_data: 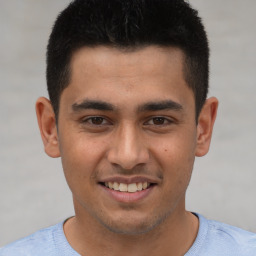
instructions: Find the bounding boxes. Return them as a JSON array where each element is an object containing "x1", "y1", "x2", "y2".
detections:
[
  {"x1": 103, "y1": 222, "x2": 155, "y2": 235},
  {"x1": 97, "y1": 212, "x2": 167, "y2": 235}
]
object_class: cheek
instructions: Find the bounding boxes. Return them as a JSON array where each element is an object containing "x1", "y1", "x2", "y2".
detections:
[
  {"x1": 152, "y1": 133, "x2": 196, "y2": 166},
  {"x1": 151, "y1": 132, "x2": 196, "y2": 186},
  {"x1": 58, "y1": 132, "x2": 107, "y2": 186}
]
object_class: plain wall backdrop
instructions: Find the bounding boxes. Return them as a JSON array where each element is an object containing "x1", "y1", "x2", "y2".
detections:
[{"x1": 0, "y1": 0, "x2": 256, "y2": 246}]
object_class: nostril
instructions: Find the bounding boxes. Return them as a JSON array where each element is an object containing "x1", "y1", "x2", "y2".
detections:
[{"x1": 106, "y1": 138, "x2": 150, "y2": 169}]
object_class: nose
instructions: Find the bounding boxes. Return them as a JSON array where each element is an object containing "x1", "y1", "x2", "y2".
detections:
[{"x1": 107, "y1": 123, "x2": 150, "y2": 170}]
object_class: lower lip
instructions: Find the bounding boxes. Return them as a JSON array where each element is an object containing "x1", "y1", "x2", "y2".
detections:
[{"x1": 100, "y1": 185, "x2": 155, "y2": 203}]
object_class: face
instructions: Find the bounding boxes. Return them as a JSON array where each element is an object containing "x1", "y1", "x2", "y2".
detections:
[{"x1": 37, "y1": 46, "x2": 217, "y2": 235}]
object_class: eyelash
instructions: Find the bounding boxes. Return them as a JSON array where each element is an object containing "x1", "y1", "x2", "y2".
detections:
[
  {"x1": 81, "y1": 116, "x2": 111, "y2": 126},
  {"x1": 81, "y1": 116, "x2": 174, "y2": 127},
  {"x1": 144, "y1": 116, "x2": 174, "y2": 126}
]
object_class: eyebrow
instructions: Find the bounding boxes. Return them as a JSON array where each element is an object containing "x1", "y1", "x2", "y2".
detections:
[
  {"x1": 137, "y1": 100, "x2": 183, "y2": 112},
  {"x1": 72, "y1": 100, "x2": 115, "y2": 112},
  {"x1": 71, "y1": 99, "x2": 183, "y2": 113}
]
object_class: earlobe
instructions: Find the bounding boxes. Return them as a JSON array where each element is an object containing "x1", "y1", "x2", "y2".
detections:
[
  {"x1": 195, "y1": 97, "x2": 218, "y2": 157},
  {"x1": 35, "y1": 97, "x2": 60, "y2": 158}
]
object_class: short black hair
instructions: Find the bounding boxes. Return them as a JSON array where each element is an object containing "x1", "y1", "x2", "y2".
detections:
[{"x1": 47, "y1": 0, "x2": 209, "y2": 120}]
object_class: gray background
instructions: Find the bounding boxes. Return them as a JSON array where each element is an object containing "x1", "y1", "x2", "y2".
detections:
[{"x1": 0, "y1": 0, "x2": 255, "y2": 246}]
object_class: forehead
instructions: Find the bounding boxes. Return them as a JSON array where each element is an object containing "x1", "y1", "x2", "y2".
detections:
[
  {"x1": 70, "y1": 45, "x2": 185, "y2": 83},
  {"x1": 61, "y1": 45, "x2": 194, "y2": 113}
]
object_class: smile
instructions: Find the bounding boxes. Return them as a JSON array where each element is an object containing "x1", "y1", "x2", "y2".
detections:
[
  {"x1": 103, "y1": 182, "x2": 150, "y2": 193},
  {"x1": 99, "y1": 178, "x2": 157, "y2": 203}
]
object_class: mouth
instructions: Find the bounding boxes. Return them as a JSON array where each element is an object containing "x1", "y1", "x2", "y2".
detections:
[
  {"x1": 98, "y1": 176, "x2": 158, "y2": 203},
  {"x1": 100, "y1": 181, "x2": 153, "y2": 193}
]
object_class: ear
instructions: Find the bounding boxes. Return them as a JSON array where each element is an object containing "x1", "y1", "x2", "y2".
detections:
[
  {"x1": 35, "y1": 97, "x2": 60, "y2": 158},
  {"x1": 195, "y1": 97, "x2": 218, "y2": 157}
]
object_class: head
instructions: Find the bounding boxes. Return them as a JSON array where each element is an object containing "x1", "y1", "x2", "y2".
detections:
[
  {"x1": 46, "y1": 0, "x2": 209, "y2": 120},
  {"x1": 36, "y1": 0, "x2": 218, "y2": 236}
]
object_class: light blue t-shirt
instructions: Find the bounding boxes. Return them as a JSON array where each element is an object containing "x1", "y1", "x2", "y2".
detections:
[{"x1": 1, "y1": 214, "x2": 256, "y2": 255}]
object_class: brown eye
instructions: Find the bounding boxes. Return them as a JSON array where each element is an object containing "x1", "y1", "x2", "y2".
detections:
[
  {"x1": 144, "y1": 116, "x2": 173, "y2": 126},
  {"x1": 152, "y1": 117, "x2": 165, "y2": 125},
  {"x1": 91, "y1": 117, "x2": 104, "y2": 125},
  {"x1": 81, "y1": 116, "x2": 111, "y2": 127}
]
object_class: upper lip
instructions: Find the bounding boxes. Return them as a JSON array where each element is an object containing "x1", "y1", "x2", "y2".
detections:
[{"x1": 99, "y1": 175, "x2": 160, "y2": 184}]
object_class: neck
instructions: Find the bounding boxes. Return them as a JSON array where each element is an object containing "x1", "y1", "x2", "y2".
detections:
[{"x1": 64, "y1": 205, "x2": 199, "y2": 256}]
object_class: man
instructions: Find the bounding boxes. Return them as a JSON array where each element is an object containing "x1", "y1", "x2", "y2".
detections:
[{"x1": 1, "y1": 0, "x2": 255, "y2": 255}]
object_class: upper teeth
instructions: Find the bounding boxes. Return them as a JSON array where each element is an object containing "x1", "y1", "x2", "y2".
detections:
[{"x1": 104, "y1": 182, "x2": 149, "y2": 193}]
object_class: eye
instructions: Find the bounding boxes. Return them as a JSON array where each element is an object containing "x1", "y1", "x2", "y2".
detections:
[
  {"x1": 145, "y1": 117, "x2": 172, "y2": 125},
  {"x1": 82, "y1": 116, "x2": 110, "y2": 126},
  {"x1": 90, "y1": 117, "x2": 105, "y2": 125},
  {"x1": 152, "y1": 117, "x2": 167, "y2": 125}
]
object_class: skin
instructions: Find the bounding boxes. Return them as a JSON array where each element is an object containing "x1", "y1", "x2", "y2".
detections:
[{"x1": 36, "y1": 46, "x2": 218, "y2": 256}]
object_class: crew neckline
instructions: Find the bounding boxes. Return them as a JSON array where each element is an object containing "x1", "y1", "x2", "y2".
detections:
[{"x1": 54, "y1": 213, "x2": 208, "y2": 256}]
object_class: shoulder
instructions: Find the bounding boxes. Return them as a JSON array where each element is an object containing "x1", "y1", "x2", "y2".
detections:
[
  {"x1": 0, "y1": 223, "x2": 62, "y2": 256},
  {"x1": 207, "y1": 218, "x2": 256, "y2": 255},
  {"x1": 190, "y1": 214, "x2": 256, "y2": 256}
]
